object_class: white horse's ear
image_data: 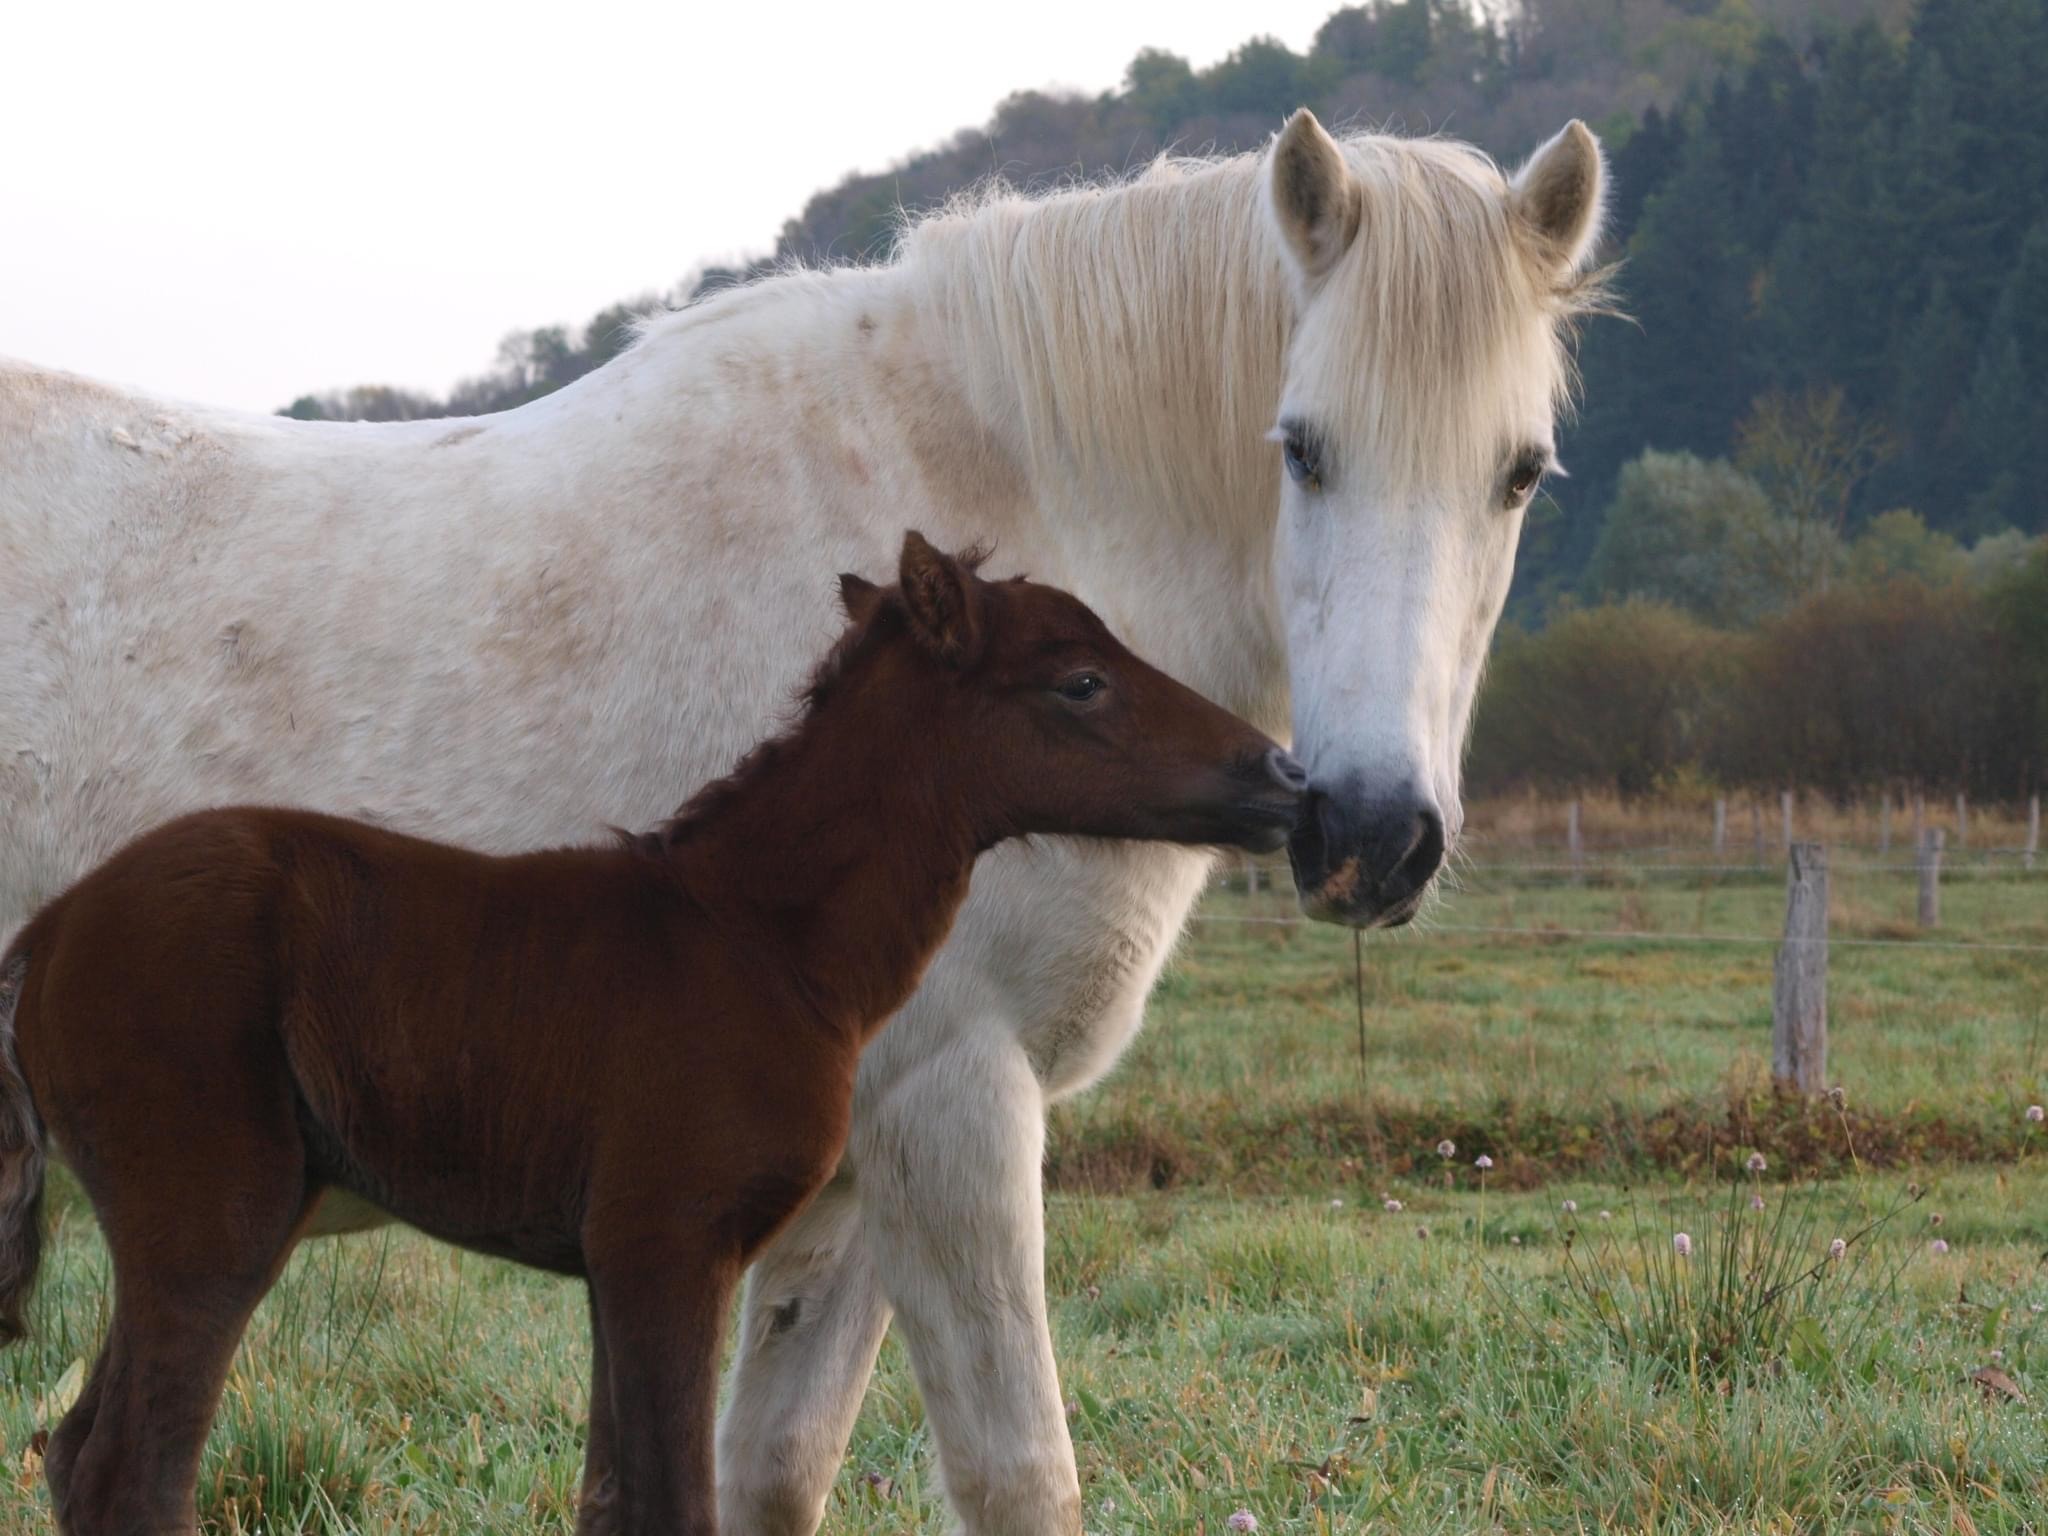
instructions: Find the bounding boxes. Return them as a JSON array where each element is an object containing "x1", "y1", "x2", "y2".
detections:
[
  {"x1": 1267, "y1": 109, "x2": 1362, "y2": 287},
  {"x1": 1511, "y1": 120, "x2": 1606, "y2": 273}
]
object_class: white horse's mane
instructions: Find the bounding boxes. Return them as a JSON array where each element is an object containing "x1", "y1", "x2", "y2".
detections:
[{"x1": 638, "y1": 132, "x2": 1610, "y2": 515}]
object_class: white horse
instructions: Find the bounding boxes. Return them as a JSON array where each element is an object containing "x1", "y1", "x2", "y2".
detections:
[{"x1": 0, "y1": 110, "x2": 1605, "y2": 1534}]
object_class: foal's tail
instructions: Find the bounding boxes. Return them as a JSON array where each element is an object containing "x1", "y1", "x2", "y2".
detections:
[{"x1": 0, "y1": 942, "x2": 44, "y2": 1346}]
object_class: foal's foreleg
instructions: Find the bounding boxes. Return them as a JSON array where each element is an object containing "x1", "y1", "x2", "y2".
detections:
[
  {"x1": 585, "y1": 1225, "x2": 738, "y2": 1536},
  {"x1": 575, "y1": 1289, "x2": 619, "y2": 1536}
]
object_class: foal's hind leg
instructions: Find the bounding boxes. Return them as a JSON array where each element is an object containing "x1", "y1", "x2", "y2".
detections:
[
  {"x1": 45, "y1": 1038, "x2": 313, "y2": 1536},
  {"x1": 54, "y1": 1162, "x2": 312, "y2": 1535}
]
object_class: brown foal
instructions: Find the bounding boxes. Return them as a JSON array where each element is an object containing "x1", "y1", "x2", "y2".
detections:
[{"x1": 0, "y1": 531, "x2": 1305, "y2": 1536}]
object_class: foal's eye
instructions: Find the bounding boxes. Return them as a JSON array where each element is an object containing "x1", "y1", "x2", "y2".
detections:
[
  {"x1": 1277, "y1": 426, "x2": 1323, "y2": 492},
  {"x1": 1055, "y1": 672, "x2": 1106, "y2": 704}
]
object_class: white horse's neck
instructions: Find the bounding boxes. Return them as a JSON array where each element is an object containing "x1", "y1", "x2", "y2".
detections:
[
  {"x1": 605, "y1": 157, "x2": 1294, "y2": 734},
  {"x1": 905, "y1": 158, "x2": 1293, "y2": 728}
]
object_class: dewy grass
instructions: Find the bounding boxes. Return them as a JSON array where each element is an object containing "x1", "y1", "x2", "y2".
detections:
[
  {"x1": 1526, "y1": 1170, "x2": 1923, "y2": 1388},
  {"x1": 4, "y1": 1174, "x2": 2046, "y2": 1533},
  {"x1": 2, "y1": 837, "x2": 2043, "y2": 1531}
]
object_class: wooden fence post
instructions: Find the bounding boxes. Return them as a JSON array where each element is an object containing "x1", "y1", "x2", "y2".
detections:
[
  {"x1": 2028, "y1": 793, "x2": 2040, "y2": 872},
  {"x1": 1751, "y1": 801, "x2": 1765, "y2": 866},
  {"x1": 1955, "y1": 792, "x2": 1968, "y2": 849},
  {"x1": 1918, "y1": 827, "x2": 1944, "y2": 929},
  {"x1": 1243, "y1": 853, "x2": 1261, "y2": 896},
  {"x1": 1913, "y1": 794, "x2": 1926, "y2": 857},
  {"x1": 1713, "y1": 796, "x2": 1727, "y2": 857},
  {"x1": 1781, "y1": 789, "x2": 1795, "y2": 850},
  {"x1": 1772, "y1": 842, "x2": 1828, "y2": 1096},
  {"x1": 1878, "y1": 793, "x2": 1892, "y2": 856},
  {"x1": 1567, "y1": 798, "x2": 1584, "y2": 884}
]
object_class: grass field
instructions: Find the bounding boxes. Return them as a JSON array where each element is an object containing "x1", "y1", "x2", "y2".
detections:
[{"x1": 4, "y1": 835, "x2": 2044, "y2": 1533}]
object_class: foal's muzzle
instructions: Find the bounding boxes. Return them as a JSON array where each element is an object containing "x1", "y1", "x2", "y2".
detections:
[
  {"x1": 1286, "y1": 780, "x2": 1446, "y2": 926},
  {"x1": 1215, "y1": 748, "x2": 1309, "y2": 854}
]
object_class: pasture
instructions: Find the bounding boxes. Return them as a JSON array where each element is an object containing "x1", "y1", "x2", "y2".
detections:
[{"x1": 5, "y1": 822, "x2": 2045, "y2": 1534}]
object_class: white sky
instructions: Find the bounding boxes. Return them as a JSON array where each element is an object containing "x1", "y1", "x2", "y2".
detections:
[{"x1": 2, "y1": 1, "x2": 1337, "y2": 411}]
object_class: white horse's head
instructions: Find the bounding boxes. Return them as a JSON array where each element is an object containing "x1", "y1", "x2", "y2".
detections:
[{"x1": 1263, "y1": 111, "x2": 1606, "y2": 926}]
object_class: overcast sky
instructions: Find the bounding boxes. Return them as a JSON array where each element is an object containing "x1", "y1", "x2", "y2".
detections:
[{"x1": 1, "y1": 1, "x2": 1338, "y2": 411}]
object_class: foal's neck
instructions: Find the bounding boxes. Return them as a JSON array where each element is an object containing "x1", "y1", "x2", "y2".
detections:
[{"x1": 668, "y1": 682, "x2": 984, "y2": 1035}]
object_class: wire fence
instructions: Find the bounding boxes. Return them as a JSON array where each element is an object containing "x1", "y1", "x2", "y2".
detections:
[
  {"x1": 1190, "y1": 911, "x2": 2048, "y2": 956},
  {"x1": 1203, "y1": 842, "x2": 2048, "y2": 957}
]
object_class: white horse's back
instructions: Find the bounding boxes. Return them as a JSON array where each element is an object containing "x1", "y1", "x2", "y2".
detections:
[{"x1": 0, "y1": 302, "x2": 937, "y2": 920}]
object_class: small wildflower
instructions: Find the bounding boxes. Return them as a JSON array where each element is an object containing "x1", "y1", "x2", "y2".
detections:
[
  {"x1": 1415, "y1": 1225, "x2": 1430, "y2": 1240},
  {"x1": 1437, "y1": 1139, "x2": 1456, "y2": 1159},
  {"x1": 1930, "y1": 1212, "x2": 1944, "y2": 1228},
  {"x1": 1329, "y1": 1199, "x2": 1344, "y2": 1209},
  {"x1": 1384, "y1": 1198, "x2": 1403, "y2": 1213},
  {"x1": 1509, "y1": 1234, "x2": 1522, "y2": 1246},
  {"x1": 1474, "y1": 1154, "x2": 1494, "y2": 1171},
  {"x1": 1598, "y1": 1209, "x2": 1613, "y2": 1221},
  {"x1": 1750, "y1": 1193, "x2": 1766, "y2": 1212},
  {"x1": 1828, "y1": 1237, "x2": 1847, "y2": 1261},
  {"x1": 2028, "y1": 1104, "x2": 2045, "y2": 1124},
  {"x1": 1746, "y1": 1151, "x2": 1767, "y2": 1174},
  {"x1": 2030, "y1": 1303, "x2": 2044, "y2": 1315},
  {"x1": 1226, "y1": 1513, "x2": 1259, "y2": 1533},
  {"x1": 1673, "y1": 1232, "x2": 1693, "y2": 1258},
  {"x1": 1991, "y1": 1348, "x2": 2005, "y2": 1362},
  {"x1": 1827, "y1": 1085, "x2": 1847, "y2": 1109},
  {"x1": 1931, "y1": 1238, "x2": 1950, "y2": 1255},
  {"x1": 1562, "y1": 1199, "x2": 1578, "y2": 1214}
]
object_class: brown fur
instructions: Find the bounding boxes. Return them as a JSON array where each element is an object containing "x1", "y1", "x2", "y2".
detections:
[{"x1": 0, "y1": 531, "x2": 1299, "y2": 1536}]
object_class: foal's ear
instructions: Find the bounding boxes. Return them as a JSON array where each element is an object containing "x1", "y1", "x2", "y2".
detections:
[
  {"x1": 1511, "y1": 120, "x2": 1607, "y2": 274},
  {"x1": 1267, "y1": 108, "x2": 1362, "y2": 288},
  {"x1": 837, "y1": 571, "x2": 881, "y2": 621},
  {"x1": 898, "y1": 530, "x2": 985, "y2": 667}
]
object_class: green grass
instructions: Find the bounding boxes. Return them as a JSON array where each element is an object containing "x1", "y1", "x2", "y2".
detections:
[
  {"x1": 5, "y1": 1173, "x2": 2044, "y2": 1533},
  {"x1": 3, "y1": 857, "x2": 2044, "y2": 1532},
  {"x1": 1051, "y1": 864, "x2": 2048, "y2": 1190}
]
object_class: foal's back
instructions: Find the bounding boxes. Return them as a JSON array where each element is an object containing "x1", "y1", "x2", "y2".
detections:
[{"x1": 18, "y1": 807, "x2": 840, "y2": 1274}]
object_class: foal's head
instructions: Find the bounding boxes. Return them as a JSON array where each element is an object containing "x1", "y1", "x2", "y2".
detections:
[{"x1": 834, "y1": 532, "x2": 1304, "y2": 852}]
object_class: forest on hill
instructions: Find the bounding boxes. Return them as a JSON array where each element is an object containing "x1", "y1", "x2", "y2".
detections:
[{"x1": 283, "y1": 0, "x2": 2048, "y2": 797}]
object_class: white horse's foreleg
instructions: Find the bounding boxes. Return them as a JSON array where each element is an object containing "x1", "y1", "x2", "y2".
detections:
[
  {"x1": 717, "y1": 1173, "x2": 893, "y2": 1535},
  {"x1": 855, "y1": 1034, "x2": 1080, "y2": 1536}
]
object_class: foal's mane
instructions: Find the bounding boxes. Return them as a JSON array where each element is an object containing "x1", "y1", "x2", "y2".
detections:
[{"x1": 623, "y1": 549, "x2": 995, "y2": 860}]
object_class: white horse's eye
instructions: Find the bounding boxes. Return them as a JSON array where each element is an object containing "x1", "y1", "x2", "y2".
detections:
[
  {"x1": 1281, "y1": 431, "x2": 1322, "y2": 492},
  {"x1": 1504, "y1": 454, "x2": 1545, "y2": 506}
]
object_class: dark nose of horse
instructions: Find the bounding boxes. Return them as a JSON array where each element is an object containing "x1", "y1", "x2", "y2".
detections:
[
  {"x1": 1287, "y1": 786, "x2": 1446, "y2": 927},
  {"x1": 1264, "y1": 749, "x2": 1310, "y2": 794}
]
